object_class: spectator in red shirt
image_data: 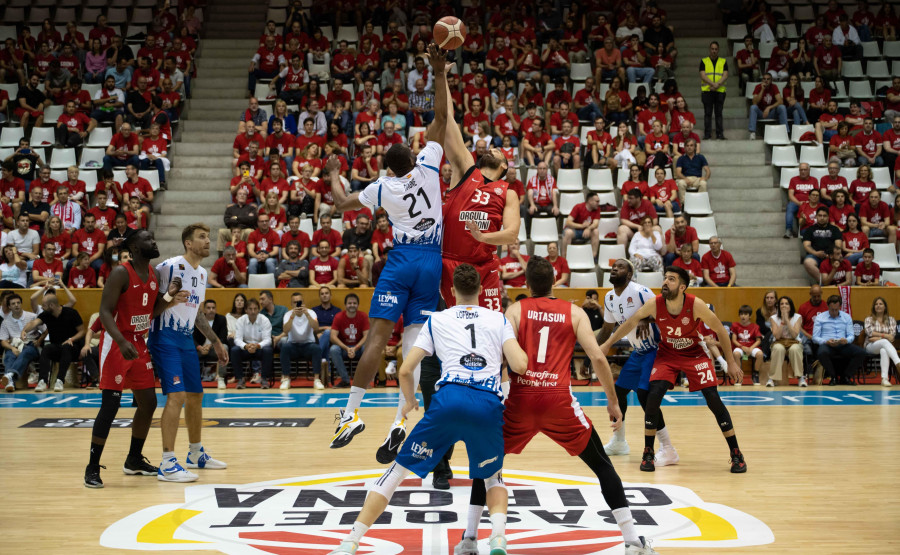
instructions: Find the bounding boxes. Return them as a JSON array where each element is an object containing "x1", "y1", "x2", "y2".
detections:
[
  {"x1": 819, "y1": 245, "x2": 852, "y2": 286},
  {"x1": 248, "y1": 35, "x2": 286, "y2": 97},
  {"x1": 329, "y1": 293, "x2": 369, "y2": 386},
  {"x1": 701, "y1": 236, "x2": 737, "y2": 287},
  {"x1": 735, "y1": 36, "x2": 761, "y2": 86},
  {"x1": 859, "y1": 189, "x2": 897, "y2": 245},
  {"x1": 312, "y1": 214, "x2": 343, "y2": 258},
  {"x1": 209, "y1": 245, "x2": 248, "y2": 288},
  {"x1": 749, "y1": 73, "x2": 788, "y2": 139},
  {"x1": 492, "y1": 98, "x2": 521, "y2": 147},
  {"x1": 499, "y1": 240, "x2": 529, "y2": 289},
  {"x1": 649, "y1": 167, "x2": 680, "y2": 218},
  {"x1": 120, "y1": 163, "x2": 154, "y2": 217},
  {"x1": 883, "y1": 76, "x2": 900, "y2": 124},
  {"x1": 69, "y1": 213, "x2": 106, "y2": 273},
  {"x1": 814, "y1": 35, "x2": 842, "y2": 83},
  {"x1": 855, "y1": 248, "x2": 881, "y2": 285},
  {"x1": 829, "y1": 122, "x2": 857, "y2": 167},
  {"x1": 881, "y1": 113, "x2": 900, "y2": 175},
  {"x1": 331, "y1": 40, "x2": 356, "y2": 84},
  {"x1": 32, "y1": 242, "x2": 63, "y2": 287},
  {"x1": 783, "y1": 74, "x2": 810, "y2": 129},
  {"x1": 54, "y1": 100, "x2": 95, "y2": 148},
  {"x1": 102, "y1": 122, "x2": 140, "y2": 172},
  {"x1": 561, "y1": 192, "x2": 601, "y2": 258},
  {"x1": 549, "y1": 101, "x2": 579, "y2": 137},
  {"x1": 673, "y1": 243, "x2": 704, "y2": 286},
  {"x1": 525, "y1": 162, "x2": 559, "y2": 237},
  {"x1": 842, "y1": 212, "x2": 869, "y2": 266},
  {"x1": 820, "y1": 161, "x2": 848, "y2": 203},
  {"x1": 815, "y1": 100, "x2": 842, "y2": 144},
  {"x1": 854, "y1": 117, "x2": 884, "y2": 167},
  {"x1": 786, "y1": 163, "x2": 819, "y2": 237},
  {"x1": 522, "y1": 119, "x2": 555, "y2": 166},
  {"x1": 664, "y1": 214, "x2": 700, "y2": 266},
  {"x1": 310, "y1": 240, "x2": 339, "y2": 287},
  {"x1": 246, "y1": 214, "x2": 280, "y2": 274},
  {"x1": 806, "y1": 76, "x2": 832, "y2": 124},
  {"x1": 766, "y1": 38, "x2": 791, "y2": 80},
  {"x1": 546, "y1": 242, "x2": 570, "y2": 287},
  {"x1": 798, "y1": 190, "x2": 825, "y2": 233},
  {"x1": 618, "y1": 188, "x2": 659, "y2": 245},
  {"x1": 67, "y1": 252, "x2": 97, "y2": 288},
  {"x1": 586, "y1": 115, "x2": 613, "y2": 169},
  {"x1": 552, "y1": 121, "x2": 581, "y2": 172},
  {"x1": 849, "y1": 164, "x2": 877, "y2": 206},
  {"x1": 350, "y1": 144, "x2": 379, "y2": 192},
  {"x1": 730, "y1": 305, "x2": 764, "y2": 374}
]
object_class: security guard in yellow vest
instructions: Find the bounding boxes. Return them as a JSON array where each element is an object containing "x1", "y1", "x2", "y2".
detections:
[{"x1": 699, "y1": 41, "x2": 728, "y2": 140}]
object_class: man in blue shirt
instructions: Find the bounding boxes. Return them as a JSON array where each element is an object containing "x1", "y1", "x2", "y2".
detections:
[
  {"x1": 812, "y1": 295, "x2": 867, "y2": 385},
  {"x1": 674, "y1": 139, "x2": 710, "y2": 202},
  {"x1": 312, "y1": 286, "x2": 342, "y2": 390}
]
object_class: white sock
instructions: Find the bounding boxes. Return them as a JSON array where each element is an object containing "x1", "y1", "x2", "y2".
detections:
[
  {"x1": 612, "y1": 507, "x2": 641, "y2": 545},
  {"x1": 346, "y1": 386, "x2": 366, "y2": 412},
  {"x1": 614, "y1": 422, "x2": 626, "y2": 442},
  {"x1": 657, "y1": 427, "x2": 671, "y2": 447},
  {"x1": 189, "y1": 442, "x2": 202, "y2": 453},
  {"x1": 716, "y1": 356, "x2": 728, "y2": 370},
  {"x1": 162, "y1": 451, "x2": 175, "y2": 461},
  {"x1": 347, "y1": 520, "x2": 369, "y2": 543},
  {"x1": 393, "y1": 401, "x2": 405, "y2": 423},
  {"x1": 464, "y1": 505, "x2": 482, "y2": 538},
  {"x1": 489, "y1": 512, "x2": 506, "y2": 539}
]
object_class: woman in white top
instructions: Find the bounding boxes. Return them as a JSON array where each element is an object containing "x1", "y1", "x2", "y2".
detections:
[
  {"x1": 628, "y1": 216, "x2": 664, "y2": 272},
  {"x1": 226, "y1": 293, "x2": 247, "y2": 341},
  {"x1": 0, "y1": 245, "x2": 28, "y2": 288},
  {"x1": 864, "y1": 296, "x2": 899, "y2": 387},
  {"x1": 768, "y1": 296, "x2": 807, "y2": 387}
]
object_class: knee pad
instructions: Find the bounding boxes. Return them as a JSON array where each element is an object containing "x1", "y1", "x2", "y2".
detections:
[
  {"x1": 484, "y1": 470, "x2": 505, "y2": 493},
  {"x1": 93, "y1": 389, "x2": 122, "y2": 439},
  {"x1": 371, "y1": 462, "x2": 411, "y2": 500}
]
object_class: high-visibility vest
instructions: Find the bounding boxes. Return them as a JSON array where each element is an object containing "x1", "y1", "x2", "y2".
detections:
[{"x1": 701, "y1": 57, "x2": 726, "y2": 92}]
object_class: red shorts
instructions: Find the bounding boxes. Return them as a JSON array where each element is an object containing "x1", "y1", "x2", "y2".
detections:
[
  {"x1": 13, "y1": 107, "x2": 43, "y2": 119},
  {"x1": 651, "y1": 351, "x2": 717, "y2": 392},
  {"x1": 440, "y1": 257, "x2": 502, "y2": 311},
  {"x1": 503, "y1": 391, "x2": 594, "y2": 456},
  {"x1": 99, "y1": 332, "x2": 155, "y2": 391}
]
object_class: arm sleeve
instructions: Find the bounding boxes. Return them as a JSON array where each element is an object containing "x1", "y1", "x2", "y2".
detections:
[{"x1": 412, "y1": 316, "x2": 436, "y2": 355}]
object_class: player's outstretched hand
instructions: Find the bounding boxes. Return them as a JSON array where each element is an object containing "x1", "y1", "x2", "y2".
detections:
[
  {"x1": 607, "y1": 403, "x2": 623, "y2": 432},
  {"x1": 636, "y1": 319, "x2": 650, "y2": 340},
  {"x1": 214, "y1": 341, "x2": 229, "y2": 366},
  {"x1": 118, "y1": 339, "x2": 139, "y2": 361},
  {"x1": 727, "y1": 360, "x2": 744, "y2": 385},
  {"x1": 464, "y1": 219, "x2": 485, "y2": 242},
  {"x1": 427, "y1": 43, "x2": 445, "y2": 73},
  {"x1": 168, "y1": 276, "x2": 185, "y2": 299},
  {"x1": 401, "y1": 397, "x2": 419, "y2": 419}
]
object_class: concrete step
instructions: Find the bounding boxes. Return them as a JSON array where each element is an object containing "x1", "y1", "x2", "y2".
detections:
[
  {"x1": 199, "y1": 58, "x2": 256, "y2": 70},
  {"x1": 185, "y1": 98, "x2": 255, "y2": 111},
  {"x1": 175, "y1": 142, "x2": 237, "y2": 156},
  {"x1": 190, "y1": 77, "x2": 249, "y2": 90},
  {"x1": 183, "y1": 120, "x2": 237, "y2": 133},
  {"x1": 708, "y1": 176, "x2": 778, "y2": 188},
  {"x1": 707, "y1": 164, "x2": 772, "y2": 178},
  {"x1": 714, "y1": 212, "x2": 783, "y2": 226},
  {"x1": 708, "y1": 189, "x2": 781, "y2": 202},
  {"x1": 156, "y1": 214, "x2": 225, "y2": 228},
  {"x1": 699, "y1": 140, "x2": 766, "y2": 155},
  {"x1": 192, "y1": 88, "x2": 249, "y2": 100},
  {"x1": 732, "y1": 264, "x2": 810, "y2": 286},
  {"x1": 187, "y1": 108, "x2": 244, "y2": 121},
  {"x1": 704, "y1": 153, "x2": 766, "y2": 165},
  {"x1": 717, "y1": 224, "x2": 788, "y2": 238},
  {"x1": 205, "y1": 23, "x2": 263, "y2": 37},
  {"x1": 171, "y1": 155, "x2": 234, "y2": 168},
  {"x1": 706, "y1": 199, "x2": 782, "y2": 213},
  {"x1": 202, "y1": 67, "x2": 251, "y2": 79},
  {"x1": 160, "y1": 190, "x2": 233, "y2": 203},
  {"x1": 162, "y1": 202, "x2": 228, "y2": 215},
  {"x1": 201, "y1": 39, "x2": 260, "y2": 50},
  {"x1": 731, "y1": 249, "x2": 804, "y2": 264},
  {"x1": 175, "y1": 131, "x2": 239, "y2": 143},
  {"x1": 207, "y1": 5, "x2": 267, "y2": 16},
  {"x1": 169, "y1": 167, "x2": 234, "y2": 180}
]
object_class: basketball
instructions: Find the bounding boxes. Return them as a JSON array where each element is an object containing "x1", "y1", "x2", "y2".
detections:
[{"x1": 433, "y1": 16, "x2": 467, "y2": 50}]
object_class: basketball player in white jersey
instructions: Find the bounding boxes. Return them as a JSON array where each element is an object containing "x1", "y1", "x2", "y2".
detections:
[
  {"x1": 324, "y1": 55, "x2": 451, "y2": 449},
  {"x1": 149, "y1": 223, "x2": 229, "y2": 482},
  {"x1": 599, "y1": 259, "x2": 678, "y2": 466},
  {"x1": 328, "y1": 264, "x2": 528, "y2": 555}
]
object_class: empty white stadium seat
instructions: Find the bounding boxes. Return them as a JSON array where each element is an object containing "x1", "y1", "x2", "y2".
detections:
[
  {"x1": 691, "y1": 216, "x2": 719, "y2": 241},
  {"x1": 557, "y1": 169, "x2": 584, "y2": 191},
  {"x1": 598, "y1": 244, "x2": 626, "y2": 270},
  {"x1": 248, "y1": 274, "x2": 276, "y2": 288},
  {"x1": 586, "y1": 168, "x2": 614, "y2": 191},
  {"x1": 559, "y1": 192, "x2": 584, "y2": 215},
  {"x1": 597, "y1": 217, "x2": 620, "y2": 243},
  {"x1": 635, "y1": 271, "x2": 663, "y2": 288},
  {"x1": 569, "y1": 271, "x2": 599, "y2": 287},
  {"x1": 50, "y1": 148, "x2": 77, "y2": 170},
  {"x1": 567, "y1": 244, "x2": 596, "y2": 271},
  {"x1": 29, "y1": 127, "x2": 55, "y2": 147},
  {"x1": 764, "y1": 125, "x2": 791, "y2": 145},
  {"x1": 684, "y1": 192, "x2": 713, "y2": 216},
  {"x1": 530, "y1": 218, "x2": 559, "y2": 243},
  {"x1": 871, "y1": 244, "x2": 899, "y2": 269},
  {"x1": 771, "y1": 146, "x2": 799, "y2": 167},
  {"x1": 798, "y1": 145, "x2": 827, "y2": 166}
]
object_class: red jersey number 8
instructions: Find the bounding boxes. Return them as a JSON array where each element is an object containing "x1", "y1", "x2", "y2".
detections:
[{"x1": 142, "y1": 293, "x2": 148, "y2": 306}]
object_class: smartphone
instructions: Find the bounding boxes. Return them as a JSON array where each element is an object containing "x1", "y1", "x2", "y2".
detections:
[
  {"x1": 242, "y1": 170, "x2": 250, "y2": 178},
  {"x1": 295, "y1": 299, "x2": 303, "y2": 307},
  {"x1": 20, "y1": 148, "x2": 31, "y2": 155}
]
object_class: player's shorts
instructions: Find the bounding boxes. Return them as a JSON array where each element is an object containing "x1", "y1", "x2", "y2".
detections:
[
  {"x1": 651, "y1": 352, "x2": 718, "y2": 392},
  {"x1": 733, "y1": 347, "x2": 763, "y2": 359},
  {"x1": 503, "y1": 391, "x2": 593, "y2": 456},
  {"x1": 396, "y1": 384, "x2": 504, "y2": 480},
  {"x1": 148, "y1": 341, "x2": 202, "y2": 395},
  {"x1": 370, "y1": 245, "x2": 442, "y2": 325},
  {"x1": 440, "y1": 257, "x2": 502, "y2": 311},
  {"x1": 615, "y1": 348, "x2": 657, "y2": 391},
  {"x1": 99, "y1": 332, "x2": 155, "y2": 391}
]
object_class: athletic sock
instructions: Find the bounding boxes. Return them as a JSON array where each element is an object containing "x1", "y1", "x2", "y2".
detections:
[
  {"x1": 128, "y1": 436, "x2": 146, "y2": 458},
  {"x1": 393, "y1": 402, "x2": 405, "y2": 424},
  {"x1": 489, "y1": 512, "x2": 506, "y2": 539},
  {"x1": 612, "y1": 507, "x2": 641, "y2": 545},
  {"x1": 347, "y1": 521, "x2": 369, "y2": 543},
  {"x1": 656, "y1": 427, "x2": 671, "y2": 447},
  {"x1": 613, "y1": 422, "x2": 626, "y2": 442},
  {"x1": 464, "y1": 505, "x2": 482, "y2": 538},
  {"x1": 89, "y1": 441, "x2": 105, "y2": 466},
  {"x1": 346, "y1": 386, "x2": 366, "y2": 412},
  {"x1": 726, "y1": 434, "x2": 739, "y2": 451},
  {"x1": 644, "y1": 434, "x2": 655, "y2": 450},
  {"x1": 162, "y1": 450, "x2": 175, "y2": 462},
  {"x1": 189, "y1": 442, "x2": 202, "y2": 453}
]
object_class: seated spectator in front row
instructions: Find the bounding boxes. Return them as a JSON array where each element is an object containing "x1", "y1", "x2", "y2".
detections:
[
  {"x1": 674, "y1": 138, "x2": 709, "y2": 202},
  {"x1": 279, "y1": 292, "x2": 322, "y2": 390},
  {"x1": 0, "y1": 244, "x2": 29, "y2": 288},
  {"x1": 701, "y1": 236, "x2": 737, "y2": 287},
  {"x1": 767, "y1": 296, "x2": 807, "y2": 388},
  {"x1": 0, "y1": 293, "x2": 42, "y2": 392},
  {"x1": 864, "y1": 296, "x2": 900, "y2": 387},
  {"x1": 664, "y1": 214, "x2": 699, "y2": 266},
  {"x1": 23, "y1": 290, "x2": 84, "y2": 392},
  {"x1": 813, "y1": 295, "x2": 867, "y2": 385},
  {"x1": 629, "y1": 216, "x2": 665, "y2": 272},
  {"x1": 819, "y1": 245, "x2": 852, "y2": 286},
  {"x1": 68, "y1": 252, "x2": 98, "y2": 288},
  {"x1": 209, "y1": 245, "x2": 248, "y2": 288},
  {"x1": 329, "y1": 293, "x2": 369, "y2": 388},
  {"x1": 193, "y1": 300, "x2": 228, "y2": 383},
  {"x1": 231, "y1": 298, "x2": 273, "y2": 389},
  {"x1": 748, "y1": 74, "x2": 788, "y2": 140},
  {"x1": 337, "y1": 243, "x2": 369, "y2": 288},
  {"x1": 802, "y1": 207, "x2": 843, "y2": 282},
  {"x1": 730, "y1": 305, "x2": 765, "y2": 383}
]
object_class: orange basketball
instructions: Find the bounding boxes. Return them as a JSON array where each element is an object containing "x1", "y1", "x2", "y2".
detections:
[{"x1": 433, "y1": 16, "x2": 467, "y2": 50}]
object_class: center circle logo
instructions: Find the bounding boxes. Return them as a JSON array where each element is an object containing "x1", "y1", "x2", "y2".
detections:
[{"x1": 101, "y1": 469, "x2": 773, "y2": 554}]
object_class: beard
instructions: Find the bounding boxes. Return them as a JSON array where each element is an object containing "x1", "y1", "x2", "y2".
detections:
[
  {"x1": 661, "y1": 284, "x2": 679, "y2": 300},
  {"x1": 609, "y1": 271, "x2": 629, "y2": 287},
  {"x1": 141, "y1": 245, "x2": 160, "y2": 259}
]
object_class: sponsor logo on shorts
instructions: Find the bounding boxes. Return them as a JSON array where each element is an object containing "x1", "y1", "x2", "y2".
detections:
[
  {"x1": 99, "y1": 469, "x2": 773, "y2": 553},
  {"x1": 409, "y1": 441, "x2": 433, "y2": 460},
  {"x1": 376, "y1": 291, "x2": 399, "y2": 305},
  {"x1": 459, "y1": 353, "x2": 487, "y2": 371}
]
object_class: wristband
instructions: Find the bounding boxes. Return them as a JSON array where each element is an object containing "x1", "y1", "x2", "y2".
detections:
[{"x1": 163, "y1": 292, "x2": 174, "y2": 302}]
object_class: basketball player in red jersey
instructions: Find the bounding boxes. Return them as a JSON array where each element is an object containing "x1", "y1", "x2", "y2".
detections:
[
  {"x1": 458, "y1": 257, "x2": 659, "y2": 555},
  {"x1": 600, "y1": 266, "x2": 748, "y2": 474},
  {"x1": 84, "y1": 229, "x2": 185, "y2": 488},
  {"x1": 430, "y1": 44, "x2": 520, "y2": 310}
]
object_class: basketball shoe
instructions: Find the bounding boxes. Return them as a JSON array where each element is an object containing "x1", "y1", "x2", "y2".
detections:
[
  {"x1": 376, "y1": 419, "x2": 406, "y2": 464},
  {"x1": 603, "y1": 437, "x2": 630, "y2": 455},
  {"x1": 186, "y1": 446, "x2": 227, "y2": 469},
  {"x1": 158, "y1": 457, "x2": 199, "y2": 482},
  {"x1": 655, "y1": 444, "x2": 680, "y2": 467},
  {"x1": 34, "y1": 379, "x2": 48, "y2": 392},
  {"x1": 640, "y1": 447, "x2": 655, "y2": 472},
  {"x1": 624, "y1": 537, "x2": 659, "y2": 554},
  {"x1": 454, "y1": 536, "x2": 478, "y2": 554},
  {"x1": 84, "y1": 464, "x2": 106, "y2": 488},
  {"x1": 330, "y1": 409, "x2": 365, "y2": 448},
  {"x1": 730, "y1": 448, "x2": 747, "y2": 473},
  {"x1": 2, "y1": 372, "x2": 15, "y2": 392},
  {"x1": 123, "y1": 455, "x2": 158, "y2": 475},
  {"x1": 327, "y1": 540, "x2": 358, "y2": 554},
  {"x1": 489, "y1": 535, "x2": 508, "y2": 555}
]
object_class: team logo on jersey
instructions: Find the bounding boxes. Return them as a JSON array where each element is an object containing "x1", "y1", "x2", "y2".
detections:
[
  {"x1": 115, "y1": 375, "x2": 123, "y2": 384},
  {"x1": 626, "y1": 296, "x2": 634, "y2": 307},
  {"x1": 150, "y1": 281, "x2": 157, "y2": 290},
  {"x1": 100, "y1": 469, "x2": 773, "y2": 554},
  {"x1": 459, "y1": 353, "x2": 487, "y2": 370},
  {"x1": 682, "y1": 317, "x2": 690, "y2": 325},
  {"x1": 413, "y1": 217, "x2": 435, "y2": 232},
  {"x1": 493, "y1": 187, "x2": 502, "y2": 195}
]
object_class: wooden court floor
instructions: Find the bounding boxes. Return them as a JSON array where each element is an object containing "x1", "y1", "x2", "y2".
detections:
[{"x1": 1, "y1": 386, "x2": 898, "y2": 554}]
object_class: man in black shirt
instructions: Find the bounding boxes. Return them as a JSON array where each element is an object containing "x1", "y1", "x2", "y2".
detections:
[
  {"x1": 3, "y1": 138, "x2": 45, "y2": 189},
  {"x1": 126, "y1": 77, "x2": 153, "y2": 129},
  {"x1": 23, "y1": 290, "x2": 85, "y2": 392},
  {"x1": 802, "y1": 207, "x2": 844, "y2": 282},
  {"x1": 643, "y1": 15, "x2": 677, "y2": 59},
  {"x1": 341, "y1": 214, "x2": 373, "y2": 260},
  {"x1": 582, "y1": 289, "x2": 604, "y2": 334},
  {"x1": 15, "y1": 73, "x2": 51, "y2": 127},
  {"x1": 105, "y1": 35, "x2": 135, "y2": 68},
  {"x1": 20, "y1": 185, "x2": 50, "y2": 231}
]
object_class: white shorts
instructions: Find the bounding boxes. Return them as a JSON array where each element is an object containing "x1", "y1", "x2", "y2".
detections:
[{"x1": 733, "y1": 347, "x2": 763, "y2": 359}]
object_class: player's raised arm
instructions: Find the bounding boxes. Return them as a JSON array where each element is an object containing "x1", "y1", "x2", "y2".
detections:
[
  {"x1": 573, "y1": 304, "x2": 622, "y2": 429},
  {"x1": 99, "y1": 264, "x2": 138, "y2": 360},
  {"x1": 324, "y1": 156, "x2": 364, "y2": 211},
  {"x1": 428, "y1": 43, "x2": 471, "y2": 180},
  {"x1": 426, "y1": 43, "x2": 449, "y2": 147},
  {"x1": 694, "y1": 297, "x2": 744, "y2": 384},
  {"x1": 599, "y1": 300, "x2": 656, "y2": 354}
]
